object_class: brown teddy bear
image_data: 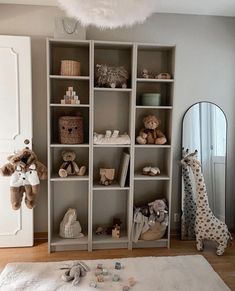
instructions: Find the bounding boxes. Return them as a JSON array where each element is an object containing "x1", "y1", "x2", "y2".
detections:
[
  {"x1": 136, "y1": 115, "x2": 167, "y2": 145},
  {"x1": 0, "y1": 148, "x2": 47, "y2": 210},
  {"x1": 58, "y1": 151, "x2": 86, "y2": 178}
]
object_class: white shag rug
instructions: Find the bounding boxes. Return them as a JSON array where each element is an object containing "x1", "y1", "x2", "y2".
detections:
[{"x1": 0, "y1": 255, "x2": 230, "y2": 291}]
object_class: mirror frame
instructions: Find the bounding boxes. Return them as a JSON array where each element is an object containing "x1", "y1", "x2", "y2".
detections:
[{"x1": 181, "y1": 101, "x2": 228, "y2": 227}]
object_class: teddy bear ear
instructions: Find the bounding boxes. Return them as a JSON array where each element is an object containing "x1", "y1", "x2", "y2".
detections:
[
  {"x1": 29, "y1": 164, "x2": 36, "y2": 170},
  {"x1": 16, "y1": 165, "x2": 22, "y2": 171},
  {"x1": 143, "y1": 116, "x2": 148, "y2": 123}
]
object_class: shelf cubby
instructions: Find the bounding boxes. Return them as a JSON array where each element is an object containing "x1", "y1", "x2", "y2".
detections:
[
  {"x1": 49, "y1": 40, "x2": 90, "y2": 76},
  {"x1": 134, "y1": 180, "x2": 169, "y2": 206},
  {"x1": 50, "y1": 146, "x2": 89, "y2": 180},
  {"x1": 134, "y1": 147, "x2": 171, "y2": 178},
  {"x1": 137, "y1": 45, "x2": 174, "y2": 78},
  {"x1": 135, "y1": 108, "x2": 172, "y2": 145},
  {"x1": 94, "y1": 41, "x2": 133, "y2": 89},
  {"x1": 50, "y1": 78, "x2": 89, "y2": 105},
  {"x1": 136, "y1": 82, "x2": 173, "y2": 106},
  {"x1": 92, "y1": 189, "x2": 129, "y2": 248},
  {"x1": 50, "y1": 106, "x2": 90, "y2": 145},
  {"x1": 51, "y1": 181, "x2": 89, "y2": 251},
  {"x1": 94, "y1": 91, "x2": 131, "y2": 135},
  {"x1": 93, "y1": 147, "x2": 130, "y2": 186}
]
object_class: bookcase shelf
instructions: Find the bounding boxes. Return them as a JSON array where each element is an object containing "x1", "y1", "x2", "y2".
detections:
[
  {"x1": 47, "y1": 39, "x2": 175, "y2": 252},
  {"x1": 136, "y1": 78, "x2": 174, "y2": 83},
  {"x1": 50, "y1": 75, "x2": 90, "y2": 80}
]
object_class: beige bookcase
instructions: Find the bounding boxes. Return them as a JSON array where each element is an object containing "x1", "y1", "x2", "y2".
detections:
[{"x1": 47, "y1": 39, "x2": 175, "y2": 252}]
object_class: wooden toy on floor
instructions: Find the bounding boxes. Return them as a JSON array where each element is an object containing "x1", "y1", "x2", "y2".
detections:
[{"x1": 115, "y1": 262, "x2": 121, "y2": 270}]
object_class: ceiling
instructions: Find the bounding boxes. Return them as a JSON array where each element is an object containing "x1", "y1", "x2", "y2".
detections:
[{"x1": 1, "y1": 0, "x2": 235, "y2": 17}]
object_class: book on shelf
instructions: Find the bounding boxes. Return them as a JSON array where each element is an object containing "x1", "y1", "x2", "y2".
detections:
[{"x1": 118, "y1": 151, "x2": 130, "y2": 187}]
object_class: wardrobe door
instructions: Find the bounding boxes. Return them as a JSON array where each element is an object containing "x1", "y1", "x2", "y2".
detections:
[{"x1": 0, "y1": 35, "x2": 33, "y2": 247}]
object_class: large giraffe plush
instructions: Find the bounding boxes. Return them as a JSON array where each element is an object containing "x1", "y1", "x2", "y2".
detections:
[
  {"x1": 181, "y1": 148, "x2": 196, "y2": 240},
  {"x1": 181, "y1": 150, "x2": 232, "y2": 255}
]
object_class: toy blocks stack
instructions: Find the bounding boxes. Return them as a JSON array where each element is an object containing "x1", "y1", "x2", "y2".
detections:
[{"x1": 61, "y1": 86, "x2": 80, "y2": 104}]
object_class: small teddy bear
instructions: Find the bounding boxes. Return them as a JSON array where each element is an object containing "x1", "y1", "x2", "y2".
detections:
[
  {"x1": 58, "y1": 151, "x2": 86, "y2": 178},
  {"x1": 136, "y1": 115, "x2": 167, "y2": 145}
]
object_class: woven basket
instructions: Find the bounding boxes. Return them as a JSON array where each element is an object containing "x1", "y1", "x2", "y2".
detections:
[
  {"x1": 59, "y1": 116, "x2": 84, "y2": 144},
  {"x1": 60, "y1": 60, "x2": 81, "y2": 76}
]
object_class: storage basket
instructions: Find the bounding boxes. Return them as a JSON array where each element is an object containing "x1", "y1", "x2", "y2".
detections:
[
  {"x1": 60, "y1": 60, "x2": 81, "y2": 76},
  {"x1": 59, "y1": 116, "x2": 84, "y2": 144}
]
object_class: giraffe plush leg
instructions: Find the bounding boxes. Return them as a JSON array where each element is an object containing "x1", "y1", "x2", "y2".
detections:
[
  {"x1": 216, "y1": 244, "x2": 226, "y2": 256},
  {"x1": 196, "y1": 237, "x2": 204, "y2": 251}
]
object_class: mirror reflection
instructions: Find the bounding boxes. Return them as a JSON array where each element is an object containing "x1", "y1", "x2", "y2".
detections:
[{"x1": 181, "y1": 102, "x2": 227, "y2": 240}]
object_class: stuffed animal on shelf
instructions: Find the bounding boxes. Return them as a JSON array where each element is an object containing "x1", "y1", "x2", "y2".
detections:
[
  {"x1": 58, "y1": 151, "x2": 86, "y2": 178},
  {"x1": 61, "y1": 261, "x2": 89, "y2": 286},
  {"x1": 143, "y1": 199, "x2": 168, "y2": 240},
  {"x1": 140, "y1": 68, "x2": 154, "y2": 79},
  {"x1": 95, "y1": 64, "x2": 129, "y2": 88},
  {"x1": 93, "y1": 130, "x2": 131, "y2": 145},
  {"x1": 155, "y1": 72, "x2": 171, "y2": 79},
  {"x1": 142, "y1": 166, "x2": 160, "y2": 176},
  {"x1": 148, "y1": 199, "x2": 168, "y2": 224},
  {"x1": 59, "y1": 208, "x2": 84, "y2": 239},
  {"x1": 0, "y1": 148, "x2": 47, "y2": 210},
  {"x1": 136, "y1": 115, "x2": 167, "y2": 145}
]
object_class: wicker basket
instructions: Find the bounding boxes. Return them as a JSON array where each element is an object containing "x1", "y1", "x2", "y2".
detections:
[
  {"x1": 60, "y1": 60, "x2": 81, "y2": 76},
  {"x1": 59, "y1": 116, "x2": 84, "y2": 144}
]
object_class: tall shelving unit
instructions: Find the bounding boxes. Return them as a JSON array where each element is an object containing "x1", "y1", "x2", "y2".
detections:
[{"x1": 47, "y1": 39, "x2": 175, "y2": 252}]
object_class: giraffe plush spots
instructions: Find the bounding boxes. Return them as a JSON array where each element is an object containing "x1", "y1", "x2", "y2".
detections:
[
  {"x1": 181, "y1": 148, "x2": 196, "y2": 240},
  {"x1": 181, "y1": 150, "x2": 232, "y2": 255}
]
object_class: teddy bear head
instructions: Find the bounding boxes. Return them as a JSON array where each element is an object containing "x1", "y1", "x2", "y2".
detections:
[
  {"x1": 143, "y1": 115, "x2": 160, "y2": 130},
  {"x1": 62, "y1": 151, "x2": 76, "y2": 162}
]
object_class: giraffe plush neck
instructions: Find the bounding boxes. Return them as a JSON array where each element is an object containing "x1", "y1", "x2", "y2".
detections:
[
  {"x1": 184, "y1": 154, "x2": 210, "y2": 209},
  {"x1": 181, "y1": 150, "x2": 232, "y2": 256},
  {"x1": 181, "y1": 148, "x2": 196, "y2": 239}
]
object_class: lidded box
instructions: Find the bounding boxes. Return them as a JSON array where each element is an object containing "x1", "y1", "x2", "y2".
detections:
[{"x1": 59, "y1": 115, "x2": 83, "y2": 144}]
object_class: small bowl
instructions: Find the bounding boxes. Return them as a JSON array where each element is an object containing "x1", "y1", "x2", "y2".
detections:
[{"x1": 141, "y1": 93, "x2": 161, "y2": 106}]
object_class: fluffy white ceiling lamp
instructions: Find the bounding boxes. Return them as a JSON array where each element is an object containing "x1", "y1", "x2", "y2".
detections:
[{"x1": 57, "y1": 0, "x2": 157, "y2": 29}]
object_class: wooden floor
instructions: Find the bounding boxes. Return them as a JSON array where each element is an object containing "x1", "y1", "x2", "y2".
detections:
[{"x1": 0, "y1": 238, "x2": 234, "y2": 290}]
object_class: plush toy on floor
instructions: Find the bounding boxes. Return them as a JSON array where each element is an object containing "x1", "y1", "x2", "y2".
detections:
[
  {"x1": 58, "y1": 151, "x2": 86, "y2": 178},
  {"x1": 181, "y1": 150, "x2": 232, "y2": 255},
  {"x1": 0, "y1": 148, "x2": 47, "y2": 210},
  {"x1": 136, "y1": 115, "x2": 167, "y2": 145},
  {"x1": 61, "y1": 261, "x2": 89, "y2": 286}
]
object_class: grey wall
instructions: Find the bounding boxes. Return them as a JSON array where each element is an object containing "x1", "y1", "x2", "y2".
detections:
[{"x1": 0, "y1": 4, "x2": 234, "y2": 232}]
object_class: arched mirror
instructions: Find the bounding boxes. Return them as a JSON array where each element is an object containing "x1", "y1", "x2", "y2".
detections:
[{"x1": 181, "y1": 102, "x2": 227, "y2": 240}]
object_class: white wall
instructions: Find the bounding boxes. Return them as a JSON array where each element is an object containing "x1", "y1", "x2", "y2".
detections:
[{"x1": 0, "y1": 4, "x2": 234, "y2": 231}]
